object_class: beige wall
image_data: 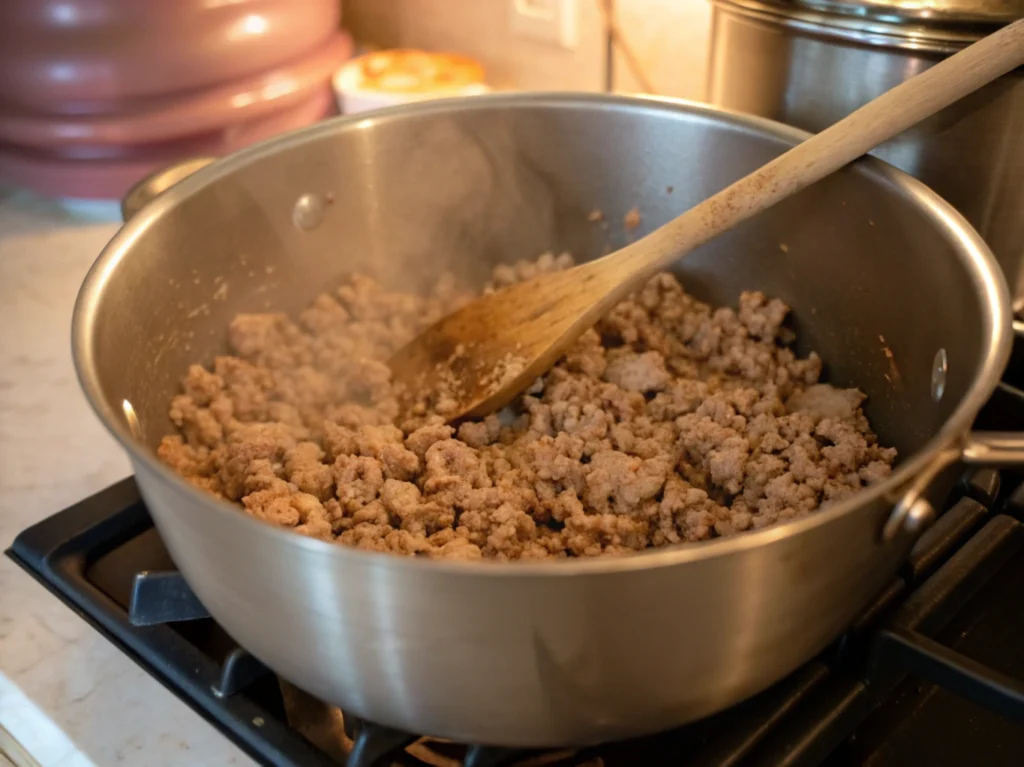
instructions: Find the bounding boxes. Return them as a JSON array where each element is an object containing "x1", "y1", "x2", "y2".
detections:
[
  {"x1": 341, "y1": 0, "x2": 712, "y2": 101},
  {"x1": 611, "y1": 0, "x2": 711, "y2": 99}
]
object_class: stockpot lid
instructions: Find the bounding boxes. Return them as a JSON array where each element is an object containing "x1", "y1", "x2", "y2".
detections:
[
  {"x1": 786, "y1": 0, "x2": 1023, "y2": 24},
  {"x1": 714, "y1": 0, "x2": 1022, "y2": 50}
]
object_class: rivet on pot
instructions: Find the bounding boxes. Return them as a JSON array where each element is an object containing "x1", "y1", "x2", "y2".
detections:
[
  {"x1": 292, "y1": 193, "x2": 326, "y2": 232},
  {"x1": 903, "y1": 497, "x2": 936, "y2": 535},
  {"x1": 931, "y1": 348, "x2": 948, "y2": 403}
]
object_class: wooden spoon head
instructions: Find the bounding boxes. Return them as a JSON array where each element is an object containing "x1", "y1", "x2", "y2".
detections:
[{"x1": 388, "y1": 261, "x2": 616, "y2": 421}]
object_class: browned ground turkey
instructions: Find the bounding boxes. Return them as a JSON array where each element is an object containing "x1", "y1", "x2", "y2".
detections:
[{"x1": 159, "y1": 254, "x2": 896, "y2": 561}]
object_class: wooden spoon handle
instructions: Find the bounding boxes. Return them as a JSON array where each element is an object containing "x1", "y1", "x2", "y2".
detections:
[{"x1": 621, "y1": 18, "x2": 1024, "y2": 278}]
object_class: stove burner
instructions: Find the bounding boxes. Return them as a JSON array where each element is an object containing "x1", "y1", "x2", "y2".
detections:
[{"x1": 7, "y1": 469, "x2": 1024, "y2": 766}]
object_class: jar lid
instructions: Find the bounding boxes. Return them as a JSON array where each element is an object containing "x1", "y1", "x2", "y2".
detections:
[{"x1": 339, "y1": 50, "x2": 485, "y2": 95}]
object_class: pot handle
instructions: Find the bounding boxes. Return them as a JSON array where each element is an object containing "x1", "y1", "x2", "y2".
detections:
[
  {"x1": 883, "y1": 428, "x2": 1024, "y2": 542},
  {"x1": 120, "y1": 156, "x2": 217, "y2": 222},
  {"x1": 884, "y1": 319, "x2": 1024, "y2": 541}
]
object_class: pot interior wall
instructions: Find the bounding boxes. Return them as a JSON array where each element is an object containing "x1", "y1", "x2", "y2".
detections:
[{"x1": 87, "y1": 98, "x2": 988, "y2": 460}]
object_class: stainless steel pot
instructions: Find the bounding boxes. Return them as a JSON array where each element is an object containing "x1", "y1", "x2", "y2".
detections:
[
  {"x1": 73, "y1": 94, "x2": 1022, "y2": 746},
  {"x1": 706, "y1": 0, "x2": 1024, "y2": 309}
]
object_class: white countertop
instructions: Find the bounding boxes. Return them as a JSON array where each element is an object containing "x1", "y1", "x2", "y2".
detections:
[{"x1": 0, "y1": 189, "x2": 255, "y2": 767}]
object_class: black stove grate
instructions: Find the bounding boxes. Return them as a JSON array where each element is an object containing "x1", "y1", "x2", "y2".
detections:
[
  {"x1": 6, "y1": 480, "x2": 335, "y2": 767},
  {"x1": 7, "y1": 470, "x2": 1024, "y2": 767}
]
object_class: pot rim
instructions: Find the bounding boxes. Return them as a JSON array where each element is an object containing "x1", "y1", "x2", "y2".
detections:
[{"x1": 71, "y1": 91, "x2": 1013, "y2": 577}]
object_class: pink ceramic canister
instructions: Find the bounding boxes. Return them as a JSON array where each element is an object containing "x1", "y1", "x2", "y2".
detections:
[
  {"x1": 0, "y1": 86, "x2": 336, "y2": 200},
  {"x1": 0, "y1": 34, "x2": 352, "y2": 148},
  {"x1": 0, "y1": 0, "x2": 342, "y2": 112},
  {"x1": 0, "y1": 0, "x2": 352, "y2": 201}
]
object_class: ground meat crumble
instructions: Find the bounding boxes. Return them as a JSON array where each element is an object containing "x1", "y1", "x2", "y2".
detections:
[{"x1": 158, "y1": 254, "x2": 896, "y2": 561}]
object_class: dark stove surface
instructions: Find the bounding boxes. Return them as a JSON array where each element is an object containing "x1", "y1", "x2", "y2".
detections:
[{"x1": 8, "y1": 470, "x2": 1024, "y2": 767}]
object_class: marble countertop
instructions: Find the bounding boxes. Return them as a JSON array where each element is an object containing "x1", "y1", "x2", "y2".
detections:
[{"x1": 0, "y1": 189, "x2": 254, "y2": 766}]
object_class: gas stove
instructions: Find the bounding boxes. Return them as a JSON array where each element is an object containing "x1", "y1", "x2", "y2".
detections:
[{"x1": 8, "y1": 395, "x2": 1024, "y2": 767}]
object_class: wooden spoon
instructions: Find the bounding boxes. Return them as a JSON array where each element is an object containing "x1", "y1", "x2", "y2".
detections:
[{"x1": 390, "y1": 19, "x2": 1024, "y2": 422}]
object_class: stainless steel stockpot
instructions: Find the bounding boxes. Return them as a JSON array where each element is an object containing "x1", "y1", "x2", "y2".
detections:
[
  {"x1": 73, "y1": 94, "x2": 1022, "y2": 746},
  {"x1": 707, "y1": 0, "x2": 1024, "y2": 307}
]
